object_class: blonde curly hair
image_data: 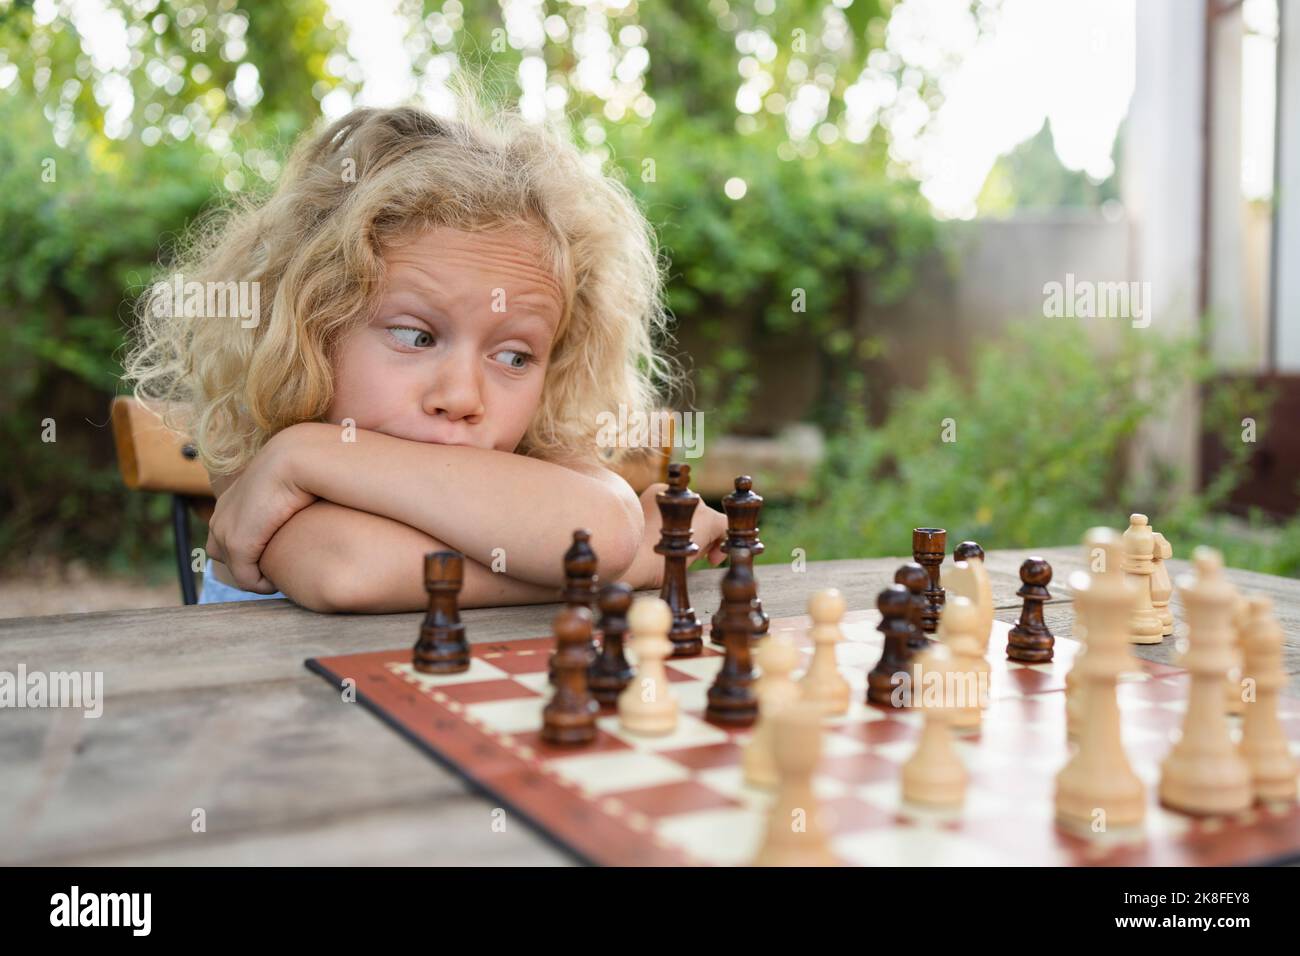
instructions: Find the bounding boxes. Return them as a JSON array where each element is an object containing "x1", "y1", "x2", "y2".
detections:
[{"x1": 125, "y1": 86, "x2": 679, "y2": 477}]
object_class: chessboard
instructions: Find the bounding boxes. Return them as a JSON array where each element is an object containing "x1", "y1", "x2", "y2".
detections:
[{"x1": 305, "y1": 611, "x2": 1300, "y2": 867}]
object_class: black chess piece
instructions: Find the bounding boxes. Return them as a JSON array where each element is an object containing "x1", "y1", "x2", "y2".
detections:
[
  {"x1": 656, "y1": 463, "x2": 703, "y2": 657},
  {"x1": 414, "y1": 551, "x2": 470, "y2": 674},
  {"x1": 589, "y1": 583, "x2": 635, "y2": 707},
  {"x1": 551, "y1": 529, "x2": 599, "y2": 683},
  {"x1": 542, "y1": 606, "x2": 599, "y2": 745},
  {"x1": 563, "y1": 529, "x2": 599, "y2": 611},
  {"x1": 1007, "y1": 557, "x2": 1054, "y2": 663},
  {"x1": 710, "y1": 476, "x2": 769, "y2": 644},
  {"x1": 893, "y1": 562, "x2": 933, "y2": 654},
  {"x1": 868, "y1": 584, "x2": 916, "y2": 708},
  {"x1": 912, "y1": 527, "x2": 947, "y2": 633},
  {"x1": 706, "y1": 550, "x2": 762, "y2": 726}
]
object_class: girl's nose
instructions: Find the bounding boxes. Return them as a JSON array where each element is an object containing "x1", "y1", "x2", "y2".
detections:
[{"x1": 422, "y1": 353, "x2": 485, "y2": 422}]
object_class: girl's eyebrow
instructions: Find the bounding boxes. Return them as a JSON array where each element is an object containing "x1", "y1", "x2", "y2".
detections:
[
  {"x1": 501, "y1": 301, "x2": 560, "y2": 330},
  {"x1": 496, "y1": 311, "x2": 558, "y2": 346}
]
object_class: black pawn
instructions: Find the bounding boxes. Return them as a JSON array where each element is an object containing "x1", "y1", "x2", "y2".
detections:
[
  {"x1": 893, "y1": 562, "x2": 933, "y2": 654},
  {"x1": 954, "y1": 540, "x2": 985, "y2": 564},
  {"x1": 706, "y1": 549, "x2": 761, "y2": 726},
  {"x1": 589, "y1": 583, "x2": 635, "y2": 707},
  {"x1": 710, "y1": 476, "x2": 769, "y2": 643},
  {"x1": 563, "y1": 528, "x2": 599, "y2": 611},
  {"x1": 414, "y1": 551, "x2": 469, "y2": 674},
  {"x1": 868, "y1": 584, "x2": 916, "y2": 708},
  {"x1": 542, "y1": 606, "x2": 599, "y2": 745},
  {"x1": 1007, "y1": 557, "x2": 1054, "y2": 663}
]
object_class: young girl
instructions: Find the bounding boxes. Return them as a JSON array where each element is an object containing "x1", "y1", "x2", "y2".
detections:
[{"x1": 126, "y1": 93, "x2": 728, "y2": 611}]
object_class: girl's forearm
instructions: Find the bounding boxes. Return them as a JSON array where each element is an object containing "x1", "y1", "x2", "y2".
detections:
[
  {"x1": 263, "y1": 500, "x2": 562, "y2": 613},
  {"x1": 278, "y1": 422, "x2": 642, "y2": 587}
]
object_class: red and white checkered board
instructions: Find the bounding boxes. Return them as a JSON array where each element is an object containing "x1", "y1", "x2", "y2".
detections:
[{"x1": 306, "y1": 610, "x2": 1300, "y2": 866}]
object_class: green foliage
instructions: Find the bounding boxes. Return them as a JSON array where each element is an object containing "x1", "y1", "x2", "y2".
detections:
[
  {"x1": 760, "y1": 321, "x2": 1300, "y2": 578},
  {"x1": 0, "y1": 1, "x2": 341, "y2": 573},
  {"x1": 0, "y1": 93, "x2": 214, "y2": 567},
  {"x1": 610, "y1": 107, "x2": 936, "y2": 432}
]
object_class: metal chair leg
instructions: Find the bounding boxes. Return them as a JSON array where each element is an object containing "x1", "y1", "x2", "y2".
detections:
[{"x1": 172, "y1": 494, "x2": 198, "y2": 605}]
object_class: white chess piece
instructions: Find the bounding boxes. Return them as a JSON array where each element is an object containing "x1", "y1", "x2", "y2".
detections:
[
  {"x1": 800, "y1": 589, "x2": 850, "y2": 716},
  {"x1": 618, "y1": 597, "x2": 678, "y2": 736},
  {"x1": 753, "y1": 701, "x2": 837, "y2": 866},
  {"x1": 744, "y1": 633, "x2": 801, "y2": 788},
  {"x1": 1239, "y1": 594, "x2": 1298, "y2": 802},
  {"x1": 1121, "y1": 514, "x2": 1164, "y2": 644},
  {"x1": 936, "y1": 595, "x2": 988, "y2": 732},
  {"x1": 1150, "y1": 531, "x2": 1175, "y2": 636},
  {"x1": 1055, "y1": 528, "x2": 1146, "y2": 830},
  {"x1": 901, "y1": 642, "x2": 967, "y2": 808},
  {"x1": 1070, "y1": 538, "x2": 1144, "y2": 724},
  {"x1": 1159, "y1": 548, "x2": 1253, "y2": 815},
  {"x1": 1064, "y1": 569, "x2": 1092, "y2": 741},
  {"x1": 950, "y1": 545, "x2": 995, "y2": 652},
  {"x1": 1224, "y1": 595, "x2": 1247, "y2": 716}
]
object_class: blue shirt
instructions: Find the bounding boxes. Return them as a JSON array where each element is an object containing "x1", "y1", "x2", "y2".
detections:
[{"x1": 198, "y1": 558, "x2": 286, "y2": 604}]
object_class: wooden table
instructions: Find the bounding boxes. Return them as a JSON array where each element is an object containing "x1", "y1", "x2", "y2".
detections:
[{"x1": 3, "y1": 547, "x2": 1298, "y2": 866}]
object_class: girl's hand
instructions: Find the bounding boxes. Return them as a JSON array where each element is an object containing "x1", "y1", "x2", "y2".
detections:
[
  {"x1": 206, "y1": 430, "x2": 317, "y2": 592},
  {"x1": 622, "y1": 481, "x2": 729, "y2": 591}
]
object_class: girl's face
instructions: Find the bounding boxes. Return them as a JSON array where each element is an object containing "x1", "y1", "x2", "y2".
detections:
[{"x1": 326, "y1": 226, "x2": 564, "y2": 452}]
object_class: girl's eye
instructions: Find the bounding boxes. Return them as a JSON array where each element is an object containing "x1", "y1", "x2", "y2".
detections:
[
  {"x1": 390, "y1": 327, "x2": 434, "y2": 348},
  {"x1": 494, "y1": 349, "x2": 534, "y2": 370}
]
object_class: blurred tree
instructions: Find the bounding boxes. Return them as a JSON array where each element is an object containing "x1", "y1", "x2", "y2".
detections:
[
  {"x1": 977, "y1": 119, "x2": 1122, "y2": 215},
  {"x1": 0, "y1": 0, "x2": 345, "y2": 161}
]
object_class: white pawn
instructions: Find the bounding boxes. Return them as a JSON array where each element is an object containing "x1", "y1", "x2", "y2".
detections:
[
  {"x1": 902, "y1": 642, "x2": 967, "y2": 808},
  {"x1": 800, "y1": 589, "x2": 850, "y2": 716},
  {"x1": 1239, "y1": 594, "x2": 1298, "y2": 802},
  {"x1": 937, "y1": 595, "x2": 989, "y2": 732},
  {"x1": 744, "y1": 633, "x2": 801, "y2": 788},
  {"x1": 618, "y1": 597, "x2": 678, "y2": 736},
  {"x1": 1122, "y1": 514, "x2": 1164, "y2": 644},
  {"x1": 752, "y1": 701, "x2": 837, "y2": 867}
]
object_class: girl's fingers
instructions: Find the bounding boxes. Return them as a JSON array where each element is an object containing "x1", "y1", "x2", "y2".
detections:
[{"x1": 229, "y1": 553, "x2": 273, "y2": 593}]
